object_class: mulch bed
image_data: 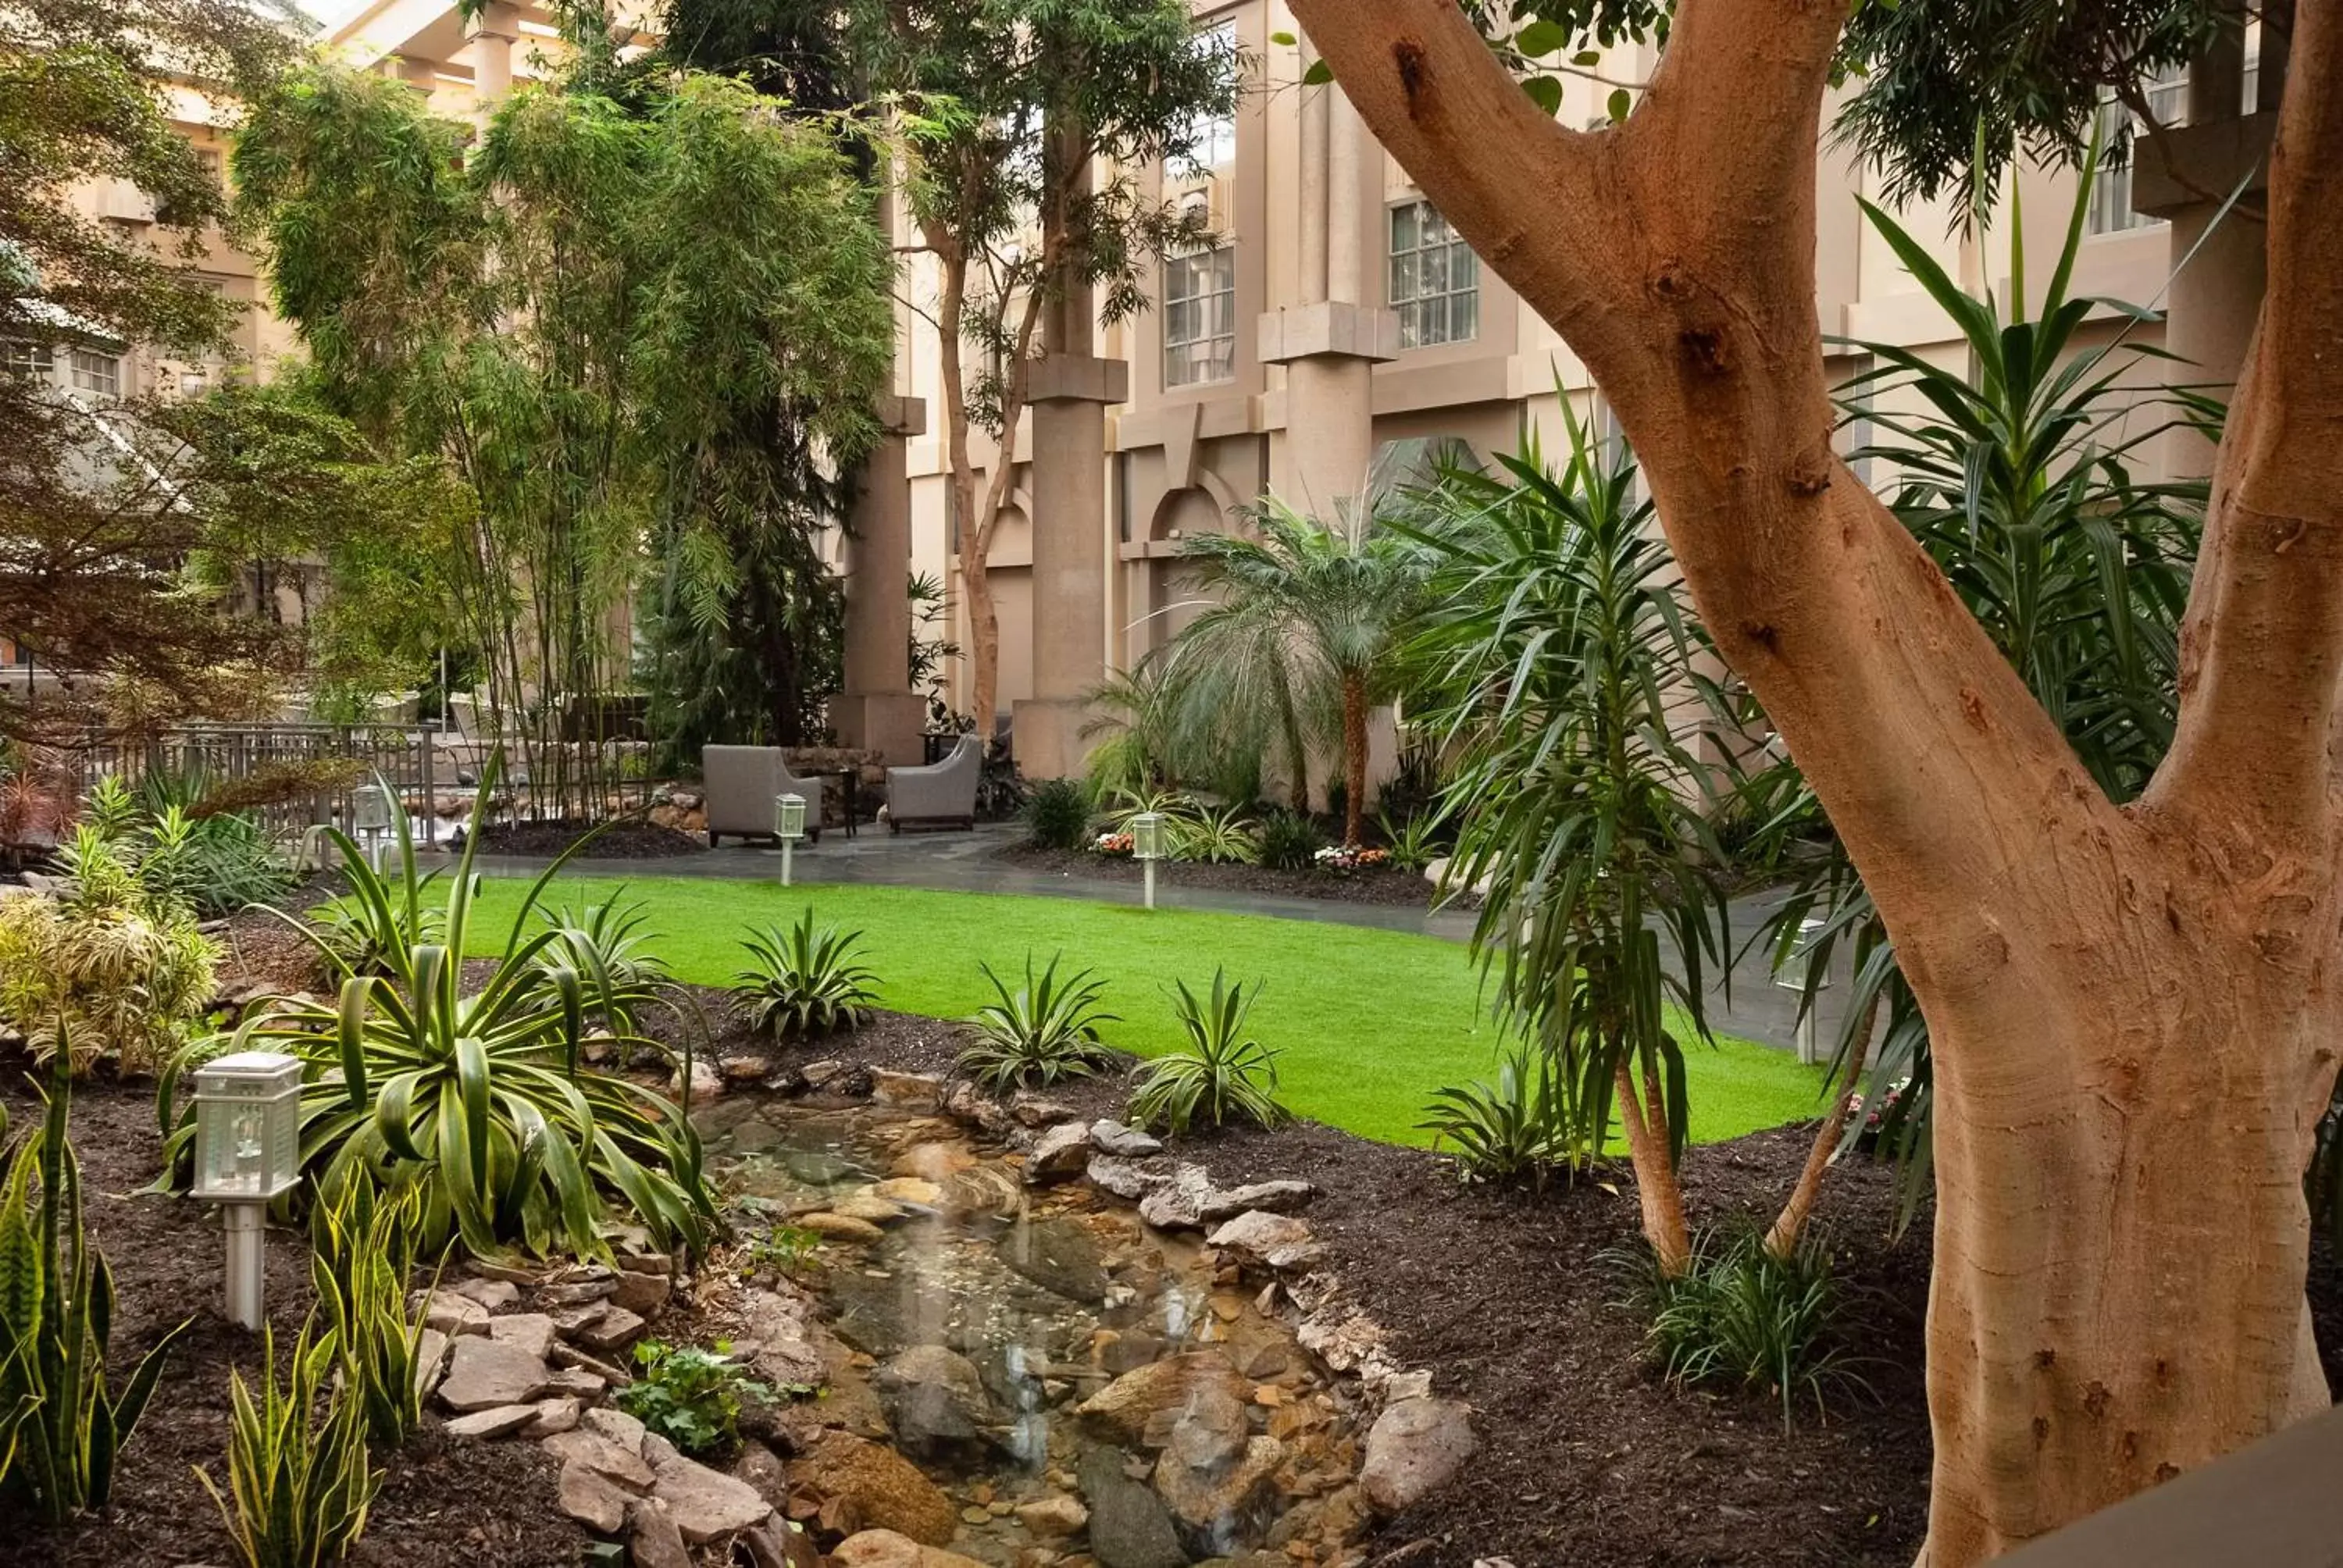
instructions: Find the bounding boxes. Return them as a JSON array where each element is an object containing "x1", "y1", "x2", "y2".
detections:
[
  {"x1": 469, "y1": 818, "x2": 709, "y2": 859},
  {"x1": 0, "y1": 1067, "x2": 587, "y2": 1568},
  {"x1": 996, "y1": 841, "x2": 1453, "y2": 908}
]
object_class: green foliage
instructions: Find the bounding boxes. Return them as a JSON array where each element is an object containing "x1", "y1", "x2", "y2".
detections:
[
  {"x1": 1256, "y1": 809, "x2": 1323, "y2": 872},
  {"x1": 733, "y1": 914, "x2": 879, "y2": 1038},
  {"x1": 200, "y1": 1323, "x2": 380, "y2": 1568},
  {"x1": 1127, "y1": 969, "x2": 1290, "y2": 1136},
  {"x1": 1168, "y1": 801, "x2": 1261, "y2": 865},
  {"x1": 1022, "y1": 778, "x2": 1093, "y2": 852},
  {"x1": 1418, "y1": 1049, "x2": 1582, "y2": 1185},
  {"x1": 614, "y1": 1340, "x2": 779, "y2": 1456},
  {"x1": 0, "y1": 823, "x2": 218, "y2": 1075},
  {"x1": 1375, "y1": 811, "x2": 1446, "y2": 875},
  {"x1": 1623, "y1": 1228, "x2": 1868, "y2": 1430},
  {"x1": 308, "y1": 1177, "x2": 435, "y2": 1448},
  {"x1": 0, "y1": 1054, "x2": 191, "y2": 1520},
  {"x1": 87, "y1": 771, "x2": 295, "y2": 920},
  {"x1": 959, "y1": 953, "x2": 1119, "y2": 1090},
  {"x1": 162, "y1": 765, "x2": 719, "y2": 1260},
  {"x1": 740, "y1": 1224, "x2": 819, "y2": 1278},
  {"x1": 537, "y1": 895, "x2": 674, "y2": 1035}
]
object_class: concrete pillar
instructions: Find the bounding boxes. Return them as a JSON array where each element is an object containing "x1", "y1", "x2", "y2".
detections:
[
  {"x1": 469, "y1": 2, "x2": 519, "y2": 105},
  {"x1": 1014, "y1": 354, "x2": 1127, "y2": 779},
  {"x1": 393, "y1": 55, "x2": 436, "y2": 100},
  {"x1": 834, "y1": 395, "x2": 929, "y2": 764}
]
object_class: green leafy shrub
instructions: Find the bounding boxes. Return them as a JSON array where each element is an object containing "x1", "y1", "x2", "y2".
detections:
[
  {"x1": 1022, "y1": 778, "x2": 1092, "y2": 852},
  {"x1": 1127, "y1": 969, "x2": 1290, "y2": 1135},
  {"x1": 96, "y1": 770, "x2": 298, "y2": 918},
  {"x1": 538, "y1": 895, "x2": 672, "y2": 1035},
  {"x1": 1257, "y1": 809, "x2": 1322, "y2": 871},
  {"x1": 201, "y1": 1322, "x2": 380, "y2": 1568},
  {"x1": 162, "y1": 765, "x2": 719, "y2": 1260},
  {"x1": 614, "y1": 1340, "x2": 779, "y2": 1456},
  {"x1": 1169, "y1": 802, "x2": 1261, "y2": 865},
  {"x1": 740, "y1": 1224, "x2": 819, "y2": 1278},
  {"x1": 0, "y1": 825, "x2": 217, "y2": 1074},
  {"x1": 1375, "y1": 810, "x2": 1447, "y2": 875},
  {"x1": 734, "y1": 912, "x2": 879, "y2": 1038},
  {"x1": 309, "y1": 1176, "x2": 435, "y2": 1446},
  {"x1": 959, "y1": 953, "x2": 1118, "y2": 1089},
  {"x1": 1624, "y1": 1228, "x2": 1869, "y2": 1428},
  {"x1": 0, "y1": 1053, "x2": 191, "y2": 1520},
  {"x1": 1418, "y1": 1048, "x2": 1581, "y2": 1185}
]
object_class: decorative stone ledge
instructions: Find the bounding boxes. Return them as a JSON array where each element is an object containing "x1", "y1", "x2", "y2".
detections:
[{"x1": 1257, "y1": 301, "x2": 1400, "y2": 366}]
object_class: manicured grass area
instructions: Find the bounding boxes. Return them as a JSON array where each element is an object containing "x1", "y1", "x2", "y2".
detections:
[{"x1": 465, "y1": 877, "x2": 1829, "y2": 1149}]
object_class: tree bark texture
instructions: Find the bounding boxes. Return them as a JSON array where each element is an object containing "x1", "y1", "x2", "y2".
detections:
[
  {"x1": 1340, "y1": 672, "x2": 1368, "y2": 844},
  {"x1": 1614, "y1": 1058, "x2": 1693, "y2": 1278},
  {"x1": 1289, "y1": 0, "x2": 2343, "y2": 1560}
]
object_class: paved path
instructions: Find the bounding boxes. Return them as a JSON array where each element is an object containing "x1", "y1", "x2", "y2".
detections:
[{"x1": 462, "y1": 823, "x2": 1853, "y2": 1056}]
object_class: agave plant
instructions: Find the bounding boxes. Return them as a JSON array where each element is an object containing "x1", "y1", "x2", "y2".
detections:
[
  {"x1": 537, "y1": 894, "x2": 673, "y2": 1035},
  {"x1": 1419, "y1": 1047, "x2": 1581, "y2": 1186},
  {"x1": 1126, "y1": 969, "x2": 1290, "y2": 1136},
  {"x1": 160, "y1": 761, "x2": 719, "y2": 1260},
  {"x1": 1168, "y1": 801, "x2": 1261, "y2": 865},
  {"x1": 733, "y1": 913, "x2": 880, "y2": 1038},
  {"x1": 958, "y1": 953, "x2": 1119, "y2": 1089}
]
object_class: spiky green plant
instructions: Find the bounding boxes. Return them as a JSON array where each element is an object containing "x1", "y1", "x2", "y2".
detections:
[
  {"x1": 308, "y1": 1175, "x2": 435, "y2": 1447},
  {"x1": 1021, "y1": 778, "x2": 1093, "y2": 853},
  {"x1": 1418, "y1": 1048, "x2": 1582, "y2": 1186},
  {"x1": 733, "y1": 913, "x2": 879, "y2": 1038},
  {"x1": 1622, "y1": 1227, "x2": 1870, "y2": 1431},
  {"x1": 958, "y1": 953, "x2": 1119, "y2": 1090},
  {"x1": 537, "y1": 894, "x2": 673, "y2": 1035},
  {"x1": 0, "y1": 1046, "x2": 191, "y2": 1520},
  {"x1": 1168, "y1": 801, "x2": 1261, "y2": 865},
  {"x1": 200, "y1": 1321, "x2": 380, "y2": 1568},
  {"x1": 1375, "y1": 810, "x2": 1446, "y2": 875},
  {"x1": 1126, "y1": 969, "x2": 1289, "y2": 1136}
]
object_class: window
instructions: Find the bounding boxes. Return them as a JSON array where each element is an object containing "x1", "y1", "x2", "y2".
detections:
[
  {"x1": 194, "y1": 145, "x2": 225, "y2": 185},
  {"x1": 1173, "y1": 21, "x2": 1239, "y2": 175},
  {"x1": 2089, "y1": 77, "x2": 2186, "y2": 235},
  {"x1": 1389, "y1": 201, "x2": 1478, "y2": 348},
  {"x1": 1164, "y1": 246, "x2": 1236, "y2": 388},
  {"x1": 2, "y1": 340, "x2": 52, "y2": 381},
  {"x1": 70, "y1": 349, "x2": 119, "y2": 397}
]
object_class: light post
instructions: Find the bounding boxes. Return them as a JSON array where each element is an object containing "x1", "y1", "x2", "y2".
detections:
[
  {"x1": 352, "y1": 782, "x2": 395, "y2": 870},
  {"x1": 1131, "y1": 811, "x2": 1167, "y2": 910},
  {"x1": 775, "y1": 792, "x2": 808, "y2": 887},
  {"x1": 190, "y1": 1052, "x2": 305, "y2": 1330},
  {"x1": 1774, "y1": 914, "x2": 1831, "y2": 1065}
]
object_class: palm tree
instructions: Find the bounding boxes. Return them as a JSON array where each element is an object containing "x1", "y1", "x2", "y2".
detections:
[{"x1": 1167, "y1": 498, "x2": 1423, "y2": 843}]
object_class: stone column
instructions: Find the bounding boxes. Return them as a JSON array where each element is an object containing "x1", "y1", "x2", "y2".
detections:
[
  {"x1": 833, "y1": 395, "x2": 929, "y2": 765},
  {"x1": 469, "y1": 2, "x2": 519, "y2": 106},
  {"x1": 1015, "y1": 354, "x2": 1127, "y2": 781}
]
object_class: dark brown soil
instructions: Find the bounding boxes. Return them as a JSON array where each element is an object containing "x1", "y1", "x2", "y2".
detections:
[
  {"x1": 997, "y1": 841, "x2": 1456, "y2": 908},
  {"x1": 470, "y1": 818, "x2": 709, "y2": 859},
  {"x1": 0, "y1": 1067, "x2": 586, "y2": 1568}
]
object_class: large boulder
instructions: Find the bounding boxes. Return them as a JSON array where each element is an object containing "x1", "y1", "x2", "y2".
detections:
[
  {"x1": 790, "y1": 1430, "x2": 960, "y2": 1546},
  {"x1": 1359, "y1": 1395, "x2": 1478, "y2": 1514},
  {"x1": 1136, "y1": 1167, "x2": 1314, "y2": 1232},
  {"x1": 1078, "y1": 1352, "x2": 1251, "y2": 1447},
  {"x1": 1078, "y1": 1445, "x2": 1186, "y2": 1568},
  {"x1": 1022, "y1": 1121, "x2": 1092, "y2": 1184},
  {"x1": 873, "y1": 1344, "x2": 997, "y2": 1452}
]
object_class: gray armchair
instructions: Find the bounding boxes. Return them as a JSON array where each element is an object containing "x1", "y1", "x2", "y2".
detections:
[
  {"x1": 886, "y1": 735, "x2": 980, "y2": 832},
  {"x1": 701, "y1": 745, "x2": 822, "y2": 847}
]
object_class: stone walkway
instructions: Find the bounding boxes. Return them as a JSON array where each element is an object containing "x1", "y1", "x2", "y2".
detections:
[{"x1": 463, "y1": 824, "x2": 1854, "y2": 1057}]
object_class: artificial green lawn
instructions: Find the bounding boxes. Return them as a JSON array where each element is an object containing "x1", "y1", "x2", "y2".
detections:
[{"x1": 464, "y1": 876, "x2": 1828, "y2": 1149}]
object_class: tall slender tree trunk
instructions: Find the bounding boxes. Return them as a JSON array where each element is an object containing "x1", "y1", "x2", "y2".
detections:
[
  {"x1": 1340, "y1": 671, "x2": 1368, "y2": 845},
  {"x1": 1293, "y1": 1, "x2": 2343, "y2": 1559},
  {"x1": 1613, "y1": 1057, "x2": 1692, "y2": 1277},
  {"x1": 1763, "y1": 986, "x2": 1878, "y2": 1260}
]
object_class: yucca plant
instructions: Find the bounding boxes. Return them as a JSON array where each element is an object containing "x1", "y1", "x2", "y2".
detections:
[
  {"x1": 733, "y1": 914, "x2": 880, "y2": 1038},
  {"x1": 1419, "y1": 1048, "x2": 1582, "y2": 1186},
  {"x1": 1375, "y1": 810, "x2": 1447, "y2": 875},
  {"x1": 1168, "y1": 802, "x2": 1261, "y2": 865},
  {"x1": 0, "y1": 1046, "x2": 191, "y2": 1520},
  {"x1": 308, "y1": 1174, "x2": 435, "y2": 1447},
  {"x1": 958, "y1": 953, "x2": 1119, "y2": 1089},
  {"x1": 201, "y1": 1321, "x2": 380, "y2": 1568},
  {"x1": 1126, "y1": 969, "x2": 1290, "y2": 1136},
  {"x1": 159, "y1": 760, "x2": 719, "y2": 1260}
]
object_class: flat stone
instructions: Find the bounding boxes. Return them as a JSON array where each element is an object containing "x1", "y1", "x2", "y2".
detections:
[
  {"x1": 872, "y1": 1176, "x2": 943, "y2": 1206},
  {"x1": 797, "y1": 1211, "x2": 888, "y2": 1245},
  {"x1": 1023, "y1": 1121, "x2": 1092, "y2": 1185},
  {"x1": 651, "y1": 1454, "x2": 773, "y2": 1544},
  {"x1": 628, "y1": 1498, "x2": 693, "y2": 1568},
  {"x1": 870, "y1": 1069, "x2": 943, "y2": 1112},
  {"x1": 611, "y1": 1269, "x2": 673, "y2": 1317},
  {"x1": 437, "y1": 1335, "x2": 551, "y2": 1412},
  {"x1": 1360, "y1": 1396, "x2": 1478, "y2": 1513},
  {"x1": 577, "y1": 1306, "x2": 647, "y2": 1354},
  {"x1": 722, "y1": 1053, "x2": 776, "y2": 1082},
  {"x1": 827, "y1": 1194, "x2": 908, "y2": 1225},
  {"x1": 544, "y1": 1365, "x2": 609, "y2": 1399},
  {"x1": 1138, "y1": 1167, "x2": 1314, "y2": 1231},
  {"x1": 1010, "y1": 1092, "x2": 1084, "y2": 1127},
  {"x1": 421, "y1": 1288, "x2": 490, "y2": 1336},
  {"x1": 525, "y1": 1396, "x2": 583, "y2": 1437},
  {"x1": 1086, "y1": 1156, "x2": 1174, "y2": 1201},
  {"x1": 1089, "y1": 1120, "x2": 1164, "y2": 1158},
  {"x1": 1015, "y1": 1494, "x2": 1089, "y2": 1539},
  {"x1": 558, "y1": 1461, "x2": 631, "y2": 1534},
  {"x1": 544, "y1": 1427, "x2": 655, "y2": 1492},
  {"x1": 643, "y1": 1430, "x2": 683, "y2": 1469},
  {"x1": 444, "y1": 1402, "x2": 540, "y2": 1440},
  {"x1": 1206, "y1": 1210, "x2": 1325, "y2": 1271},
  {"x1": 582, "y1": 1406, "x2": 649, "y2": 1454},
  {"x1": 1078, "y1": 1445, "x2": 1186, "y2": 1568},
  {"x1": 1078, "y1": 1353, "x2": 1252, "y2": 1447},
  {"x1": 831, "y1": 1530, "x2": 989, "y2": 1568},
  {"x1": 468, "y1": 1259, "x2": 543, "y2": 1286},
  {"x1": 452, "y1": 1277, "x2": 521, "y2": 1311},
  {"x1": 540, "y1": 1278, "x2": 620, "y2": 1307},
  {"x1": 800, "y1": 1059, "x2": 848, "y2": 1088},
  {"x1": 488, "y1": 1311, "x2": 558, "y2": 1363},
  {"x1": 413, "y1": 1327, "x2": 451, "y2": 1400}
]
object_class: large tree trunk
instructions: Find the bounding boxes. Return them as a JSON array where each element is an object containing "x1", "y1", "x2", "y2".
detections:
[{"x1": 1291, "y1": 0, "x2": 2343, "y2": 1559}]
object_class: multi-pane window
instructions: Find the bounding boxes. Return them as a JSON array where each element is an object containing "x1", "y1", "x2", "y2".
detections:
[
  {"x1": 70, "y1": 349, "x2": 119, "y2": 397},
  {"x1": 1164, "y1": 246, "x2": 1236, "y2": 388},
  {"x1": 1173, "y1": 21, "x2": 1239, "y2": 175},
  {"x1": 2, "y1": 340, "x2": 53, "y2": 381},
  {"x1": 1389, "y1": 201, "x2": 1478, "y2": 348},
  {"x1": 2089, "y1": 77, "x2": 2186, "y2": 234}
]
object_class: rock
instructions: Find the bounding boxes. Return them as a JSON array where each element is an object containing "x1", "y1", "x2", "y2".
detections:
[
  {"x1": 525, "y1": 1396, "x2": 583, "y2": 1437},
  {"x1": 452, "y1": 1277, "x2": 521, "y2": 1312},
  {"x1": 870, "y1": 1069, "x2": 943, "y2": 1112},
  {"x1": 628, "y1": 1498, "x2": 694, "y2": 1568},
  {"x1": 1242, "y1": 1345, "x2": 1289, "y2": 1381},
  {"x1": 872, "y1": 1177, "x2": 943, "y2": 1206},
  {"x1": 731, "y1": 1438, "x2": 790, "y2": 1504},
  {"x1": 583, "y1": 1406, "x2": 649, "y2": 1453},
  {"x1": 444, "y1": 1403, "x2": 540, "y2": 1440},
  {"x1": 874, "y1": 1345, "x2": 996, "y2": 1452},
  {"x1": 828, "y1": 1193, "x2": 909, "y2": 1225},
  {"x1": 1078, "y1": 1445, "x2": 1186, "y2": 1568},
  {"x1": 1296, "y1": 1309, "x2": 1387, "y2": 1374},
  {"x1": 1360, "y1": 1396, "x2": 1478, "y2": 1514},
  {"x1": 790, "y1": 1429, "x2": 960, "y2": 1546},
  {"x1": 643, "y1": 1430, "x2": 684, "y2": 1469},
  {"x1": 552, "y1": 1340, "x2": 634, "y2": 1388},
  {"x1": 831, "y1": 1530, "x2": 988, "y2": 1568},
  {"x1": 1155, "y1": 1434, "x2": 1286, "y2": 1556},
  {"x1": 1089, "y1": 1120, "x2": 1164, "y2": 1158},
  {"x1": 801, "y1": 1059, "x2": 848, "y2": 1089},
  {"x1": 1205, "y1": 1211, "x2": 1325, "y2": 1271},
  {"x1": 722, "y1": 1053, "x2": 776, "y2": 1082},
  {"x1": 943, "y1": 1081, "x2": 1016, "y2": 1136},
  {"x1": 797, "y1": 1211, "x2": 888, "y2": 1245},
  {"x1": 737, "y1": 1288, "x2": 828, "y2": 1387},
  {"x1": 469, "y1": 1258, "x2": 544, "y2": 1286},
  {"x1": 1137, "y1": 1168, "x2": 1314, "y2": 1232},
  {"x1": 741, "y1": 1516, "x2": 823, "y2": 1568},
  {"x1": 544, "y1": 1365, "x2": 610, "y2": 1399},
  {"x1": 1168, "y1": 1381, "x2": 1251, "y2": 1472},
  {"x1": 413, "y1": 1327, "x2": 451, "y2": 1401},
  {"x1": 672, "y1": 1057, "x2": 725, "y2": 1103},
  {"x1": 651, "y1": 1454, "x2": 773, "y2": 1544},
  {"x1": 1023, "y1": 1122, "x2": 1093, "y2": 1185},
  {"x1": 1381, "y1": 1369, "x2": 1435, "y2": 1404},
  {"x1": 998, "y1": 1215, "x2": 1111, "y2": 1304},
  {"x1": 540, "y1": 1278, "x2": 619, "y2": 1307},
  {"x1": 487, "y1": 1312, "x2": 558, "y2": 1363},
  {"x1": 1015, "y1": 1495, "x2": 1089, "y2": 1539},
  {"x1": 558, "y1": 1461, "x2": 632, "y2": 1534},
  {"x1": 437, "y1": 1335, "x2": 551, "y2": 1412},
  {"x1": 611, "y1": 1269, "x2": 673, "y2": 1317},
  {"x1": 1078, "y1": 1353, "x2": 1251, "y2": 1447},
  {"x1": 1085, "y1": 1155, "x2": 1173, "y2": 1201},
  {"x1": 544, "y1": 1427, "x2": 656, "y2": 1492},
  {"x1": 421, "y1": 1288, "x2": 490, "y2": 1336},
  {"x1": 1010, "y1": 1092, "x2": 1084, "y2": 1128},
  {"x1": 576, "y1": 1305, "x2": 647, "y2": 1355}
]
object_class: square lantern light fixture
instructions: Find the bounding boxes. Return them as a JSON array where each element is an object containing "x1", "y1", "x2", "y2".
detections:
[
  {"x1": 351, "y1": 782, "x2": 395, "y2": 837},
  {"x1": 1130, "y1": 811, "x2": 1168, "y2": 908},
  {"x1": 775, "y1": 791, "x2": 808, "y2": 886},
  {"x1": 191, "y1": 1051, "x2": 305, "y2": 1203}
]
